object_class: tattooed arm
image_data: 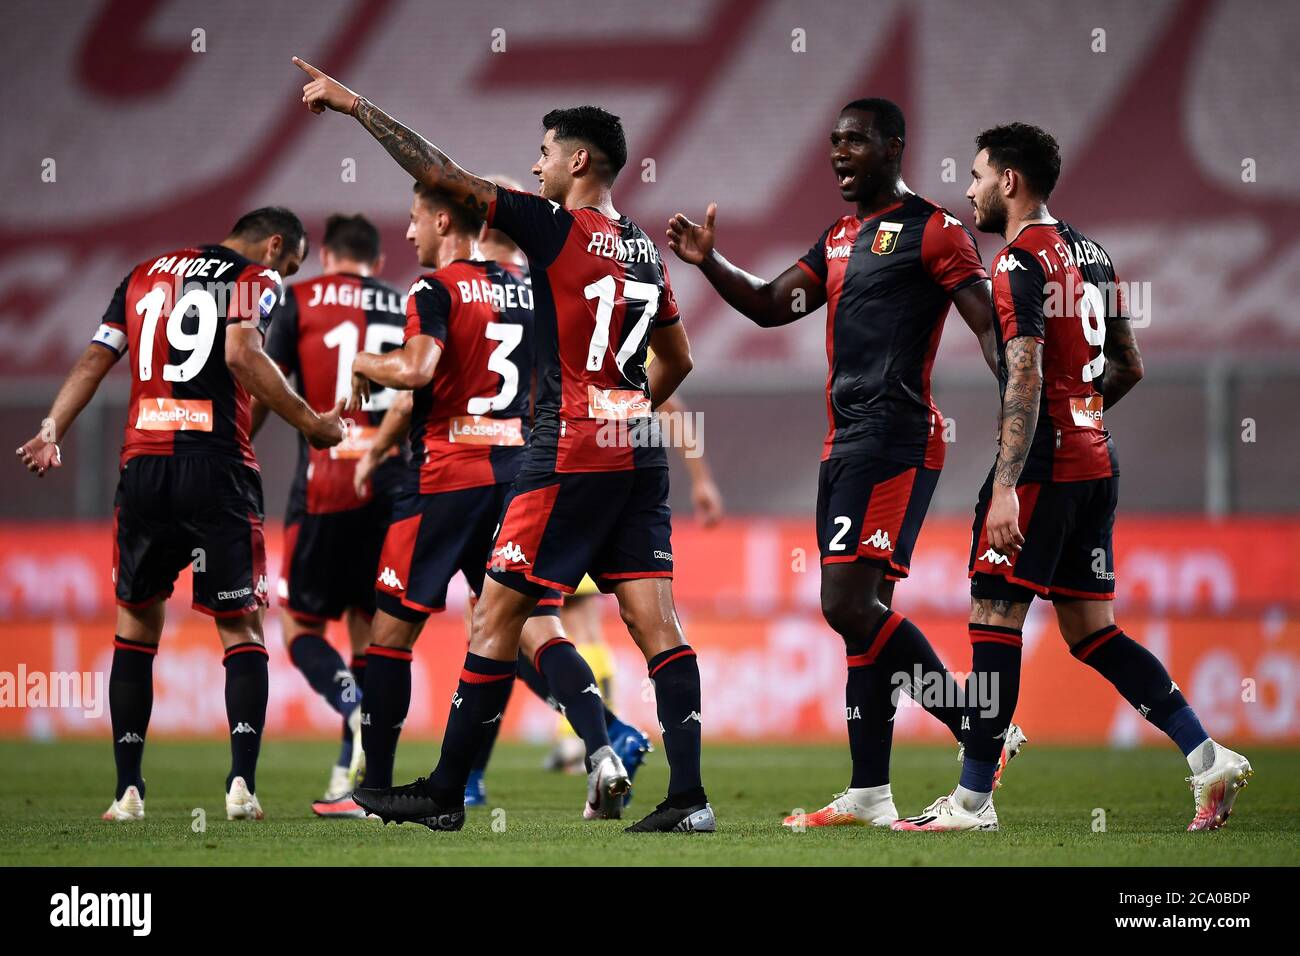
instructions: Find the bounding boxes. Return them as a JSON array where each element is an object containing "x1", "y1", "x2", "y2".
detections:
[
  {"x1": 293, "y1": 57, "x2": 496, "y2": 220},
  {"x1": 984, "y1": 335, "x2": 1042, "y2": 555},
  {"x1": 1099, "y1": 317, "x2": 1143, "y2": 409}
]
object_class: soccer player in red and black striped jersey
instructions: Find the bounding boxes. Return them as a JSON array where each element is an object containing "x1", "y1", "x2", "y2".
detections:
[
  {"x1": 668, "y1": 99, "x2": 1020, "y2": 829},
  {"x1": 258, "y1": 213, "x2": 406, "y2": 815},
  {"x1": 894, "y1": 124, "x2": 1252, "y2": 833},
  {"x1": 16, "y1": 207, "x2": 345, "y2": 823},
  {"x1": 295, "y1": 57, "x2": 711, "y2": 833},
  {"x1": 332, "y1": 182, "x2": 636, "y2": 823}
]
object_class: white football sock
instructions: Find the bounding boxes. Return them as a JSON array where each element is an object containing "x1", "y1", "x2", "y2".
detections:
[
  {"x1": 847, "y1": 784, "x2": 892, "y2": 806},
  {"x1": 1187, "y1": 737, "x2": 1216, "y2": 773},
  {"x1": 952, "y1": 785, "x2": 991, "y2": 812}
]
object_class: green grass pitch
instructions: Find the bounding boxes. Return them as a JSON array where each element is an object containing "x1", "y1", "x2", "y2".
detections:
[{"x1": 2, "y1": 740, "x2": 1297, "y2": 866}]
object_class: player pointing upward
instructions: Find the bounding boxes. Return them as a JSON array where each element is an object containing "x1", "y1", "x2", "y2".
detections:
[{"x1": 294, "y1": 58, "x2": 713, "y2": 833}]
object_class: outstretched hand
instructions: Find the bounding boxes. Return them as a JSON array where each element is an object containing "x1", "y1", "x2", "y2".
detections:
[
  {"x1": 293, "y1": 56, "x2": 360, "y2": 115},
  {"x1": 666, "y1": 203, "x2": 718, "y2": 265}
]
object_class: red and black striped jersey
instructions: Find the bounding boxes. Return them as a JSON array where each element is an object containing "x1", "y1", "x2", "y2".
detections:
[
  {"x1": 990, "y1": 220, "x2": 1120, "y2": 483},
  {"x1": 486, "y1": 188, "x2": 680, "y2": 473},
  {"x1": 798, "y1": 193, "x2": 987, "y2": 467},
  {"x1": 404, "y1": 259, "x2": 534, "y2": 493},
  {"x1": 264, "y1": 272, "x2": 407, "y2": 515},
  {"x1": 94, "y1": 244, "x2": 282, "y2": 469}
]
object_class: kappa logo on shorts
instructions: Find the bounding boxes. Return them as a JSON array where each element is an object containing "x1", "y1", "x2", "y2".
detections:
[
  {"x1": 254, "y1": 575, "x2": 268, "y2": 597},
  {"x1": 377, "y1": 566, "x2": 404, "y2": 590},
  {"x1": 980, "y1": 547, "x2": 1013, "y2": 567},
  {"x1": 862, "y1": 528, "x2": 893, "y2": 552},
  {"x1": 654, "y1": 550, "x2": 673, "y2": 563},
  {"x1": 493, "y1": 540, "x2": 530, "y2": 567}
]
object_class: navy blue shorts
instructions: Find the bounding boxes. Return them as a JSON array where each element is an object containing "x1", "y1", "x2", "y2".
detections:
[
  {"x1": 969, "y1": 472, "x2": 1118, "y2": 604},
  {"x1": 375, "y1": 481, "x2": 559, "y2": 622},
  {"x1": 114, "y1": 454, "x2": 266, "y2": 617},
  {"x1": 486, "y1": 467, "x2": 674, "y2": 598},
  {"x1": 817, "y1": 456, "x2": 940, "y2": 579}
]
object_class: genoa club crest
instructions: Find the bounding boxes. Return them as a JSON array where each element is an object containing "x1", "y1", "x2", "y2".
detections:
[{"x1": 871, "y1": 221, "x2": 903, "y2": 255}]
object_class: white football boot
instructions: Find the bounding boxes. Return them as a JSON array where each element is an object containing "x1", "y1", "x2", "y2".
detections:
[
  {"x1": 1187, "y1": 743, "x2": 1253, "y2": 832},
  {"x1": 782, "y1": 788, "x2": 898, "y2": 829},
  {"x1": 582, "y1": 745, "x2": 631, "y2": 820},
  {"x1": 225, "y1": 776, "x2": 265, "y2": 821},
  {"x1": 102, "y1": 785, "x2": 145, "y2": 821},
  {"x1": 892, "y1": 792, "x2": 999, "y2": 832},
  {"x1": 323, "y1": 765, "x2": 350, "y2": 802},
  {"x1": 957, "y1": 722, "x2": 1028, "y2": 788}
]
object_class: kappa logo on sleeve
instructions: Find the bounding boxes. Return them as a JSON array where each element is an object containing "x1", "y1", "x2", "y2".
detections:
[{"x1": 995, "y1": 254, "x2": 1027, "y2": 275}]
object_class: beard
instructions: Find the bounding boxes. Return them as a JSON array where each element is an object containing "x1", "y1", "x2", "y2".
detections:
[{"x1": 975, "y1": 194, "x2": 1008, "y2": 235}]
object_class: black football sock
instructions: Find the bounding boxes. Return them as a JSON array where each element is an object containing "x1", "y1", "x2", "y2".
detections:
[
  {"x1": 223, "y1": 643, "x2": 269, "y2": 794},
  {"x1": 958, "y1": 624, "x2": 1023, "y2": 793},
  {"x1": 534, "y1": 637, "x2": 610, "y2": 760},
  {"x1": 471, "y1": 676, "x2": 515, "y2": 773},
  {"x1": 359, "y1": 645, "x2": 412, "y2": 790},
  {"x1": 288, "y1": 632, "x2": 357, "y2": 718},
  {"x1": 648, "y1": 646, "x2": 705, "y2": 806},
  {"x1": 109, "y1": 637, "x2": 156, "y2": 800},
  {"x1": 516, "y1": 652, "x2": 560, "y2": 711},
  {"x1": 427, "y1": 654, "x2": 516, "y2": 802},
  {"x1": 844, "y1": 623, "x2": 898, "y2": 789},
  {"x1": 874, "y1": 614, "x2": 965, "y2": 742},
  {"x1": 1072, "y1": 625, "x2": 1209, "y2": 755}
]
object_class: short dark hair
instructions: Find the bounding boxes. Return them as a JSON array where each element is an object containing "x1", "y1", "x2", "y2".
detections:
[
  {"x1": 322, "y1": 213, "x2": 381, "y2": 263},
  {"x1": 413, "y1": 181, "x2": 484, "y2": 234},
  {"x1": 841, "y1": 97, "x2": 906, "y2": 143},
  {"x1": 228, "y1": 206, "x2": 307, "y2": 255},
  {"x1": 542, "y1": 106, "x2": 627, "y2": 181},
  {"x1": 975, "y1": 123, "x2": 1062, "y2": 200}
]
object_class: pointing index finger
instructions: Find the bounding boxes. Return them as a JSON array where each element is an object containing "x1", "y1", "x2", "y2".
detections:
[{"x1": 292, "y1": 56, "x2": 324, "y2": 79}]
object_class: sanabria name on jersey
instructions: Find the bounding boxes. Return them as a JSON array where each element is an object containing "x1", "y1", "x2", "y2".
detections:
[
  {"x1": 991, "y1": 221, "x2": 1121, "y2": 484},
  {"x1": 486, "y1": 188, "x2": 682, "y2": 474},
  {"x1": 93, "y1": 245, "x2": 283, "y2": 469}
]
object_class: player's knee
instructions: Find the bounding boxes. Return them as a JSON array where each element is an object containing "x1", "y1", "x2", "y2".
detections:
[{"x1": 820, "y1": 591, "x2": 888, "y2": 642}]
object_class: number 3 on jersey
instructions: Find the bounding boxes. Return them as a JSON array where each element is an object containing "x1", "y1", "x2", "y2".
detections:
[{"x1": 468, "y1": 322, "x2": 523, "y2": 414}]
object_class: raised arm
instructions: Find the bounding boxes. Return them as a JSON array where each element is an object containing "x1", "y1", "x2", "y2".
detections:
[
  {"x1": 294, "y1": 57, "x2": 497, "y2": 220},
  {"x1": 1099, "y1": 318, "x2": 1143, "y2": 409},
  {"x1": 984, "y1": 336, "x2": 1043, "y2": 556},
  {"x1": 951, "y1": 280, "x2": 999, "y2": 376},
  {"x1": 16, "y1": 344, "x2": 118, "y2": 476},
  {"x1": 667, "y1": 204, "x2": 825, "y2": 328}
]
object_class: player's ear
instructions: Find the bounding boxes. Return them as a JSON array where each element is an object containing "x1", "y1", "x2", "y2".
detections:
[
  {"x1": 372, "y1": 252, "x2": 386, "y2": 276},
  {"x1": 571, "y1": 146, "x2": 589, "y2": 176},
  {"x1": 266, "y1": 233, "x2": 284, "y2": 263}
]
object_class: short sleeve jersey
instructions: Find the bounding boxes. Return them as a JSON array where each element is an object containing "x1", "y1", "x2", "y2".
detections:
[
  {"x1": 263, "y1": 273, "x2": 407, "y2": 514},
  {"x1": 486, "y1": 187, "x2": 680, "y2": 473},
  {"x1": 797, "y1": 193, "x2": 987, "y2": 467},
  {"x1": 989, "y1": 220, "x2": 1120, "y2": 483},
  {"x1": 93, "y1": 244, "x2": 282, "y2": 468},
  {"x1": 403, "y1": 259, "x2": 536, "y2": 494}
]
